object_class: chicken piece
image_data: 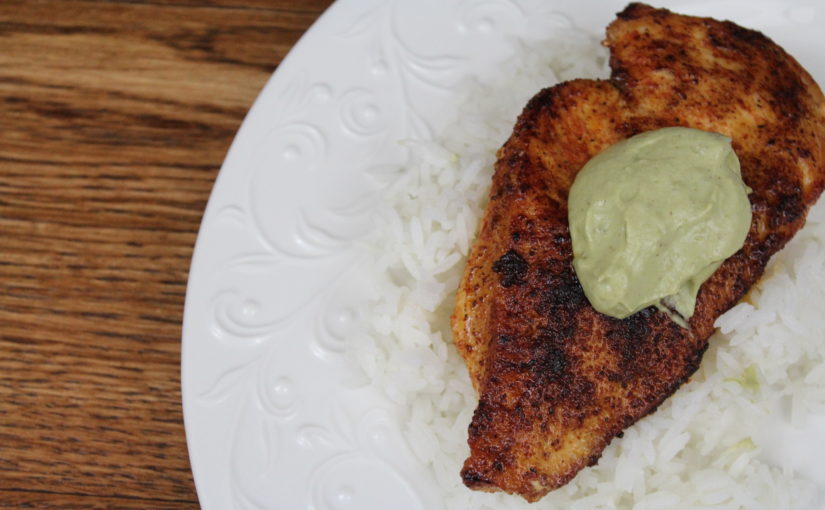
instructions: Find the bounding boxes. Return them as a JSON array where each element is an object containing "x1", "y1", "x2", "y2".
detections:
[{"x1": 452, "y1": 2, "x2": 825, "y2": 502}]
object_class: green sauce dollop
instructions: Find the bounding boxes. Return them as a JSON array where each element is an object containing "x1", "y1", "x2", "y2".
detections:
[{"x1": 568, "y1": 127, "x2": 751, "y2": 325}]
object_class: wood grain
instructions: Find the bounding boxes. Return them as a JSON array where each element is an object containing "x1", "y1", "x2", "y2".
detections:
[{"x1": 0, "y1": 0, "x2": 333, "y2": 506}]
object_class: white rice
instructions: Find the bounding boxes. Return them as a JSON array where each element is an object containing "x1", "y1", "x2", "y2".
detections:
[{"x1": 352, "y1": 28, "x2": 825, "y2": 510}]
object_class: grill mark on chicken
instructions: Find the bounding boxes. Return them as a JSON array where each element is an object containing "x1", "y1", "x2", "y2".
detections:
[{"x1": 451, "y1": 3, "x2": 825, "y2": 502}]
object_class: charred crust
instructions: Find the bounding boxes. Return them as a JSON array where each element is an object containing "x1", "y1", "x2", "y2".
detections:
[
  {"x1": 724, "y1": 21, "x2": 772, "y2": 46},
  {"x1": 535, "y1": 267, "x2": 586, "y2": 316},
  {"x1": 708, "y1": 21, "x2": 769, "y2": 51},
  {"x1": 616, "y1": 3, "x2": 656, "y2": 21},
  {"x1": 492, "y1": 249, "x2": 529, "y2": 287},
  {"x1": 514, "y1": 87, "x2": 557, "y2": 134},
  {"x1": 531, "y1": 341, "x2": 568, "y2": 379},
  {"x1": 771, "y1": 77, "x2": 806, "y2": 122},
  {"x1": 772, "y1": 190, "x2": 805, "y2": 228},
  {"x1": 467, "y1": 399, "x2": 494, "y2": 441},
  {"x1": 461, "y1": 467, "x2": 494, "y2": 488}
]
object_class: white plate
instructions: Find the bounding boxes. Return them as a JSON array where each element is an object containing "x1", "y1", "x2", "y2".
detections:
[{"x1": 181, "y1": 1, "x2": 825, "y2": 508}]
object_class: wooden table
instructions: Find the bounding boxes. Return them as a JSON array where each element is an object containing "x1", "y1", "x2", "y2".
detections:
[{"x1": 0, "y1": 1, "x2": 333, "y2": 506}]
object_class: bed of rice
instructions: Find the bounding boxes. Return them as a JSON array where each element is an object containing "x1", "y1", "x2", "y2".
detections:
[{"x1": 352, "y1": 29, "x2": 825, "y2": 510}]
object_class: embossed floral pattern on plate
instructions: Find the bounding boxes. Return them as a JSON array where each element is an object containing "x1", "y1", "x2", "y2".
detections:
[{"x1": 181, "y1": 1, "x2": 825, "y2": 508}]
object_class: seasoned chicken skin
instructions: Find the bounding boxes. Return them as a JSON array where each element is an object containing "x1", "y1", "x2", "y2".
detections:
[{"x1": 452, "y1": 3, "x2": 825, "y2": 502}]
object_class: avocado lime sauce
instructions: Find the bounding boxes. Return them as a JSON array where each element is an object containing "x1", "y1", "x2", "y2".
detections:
[{"x1": 568, "y1": 127, "x2": 752, "y2": 325}]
